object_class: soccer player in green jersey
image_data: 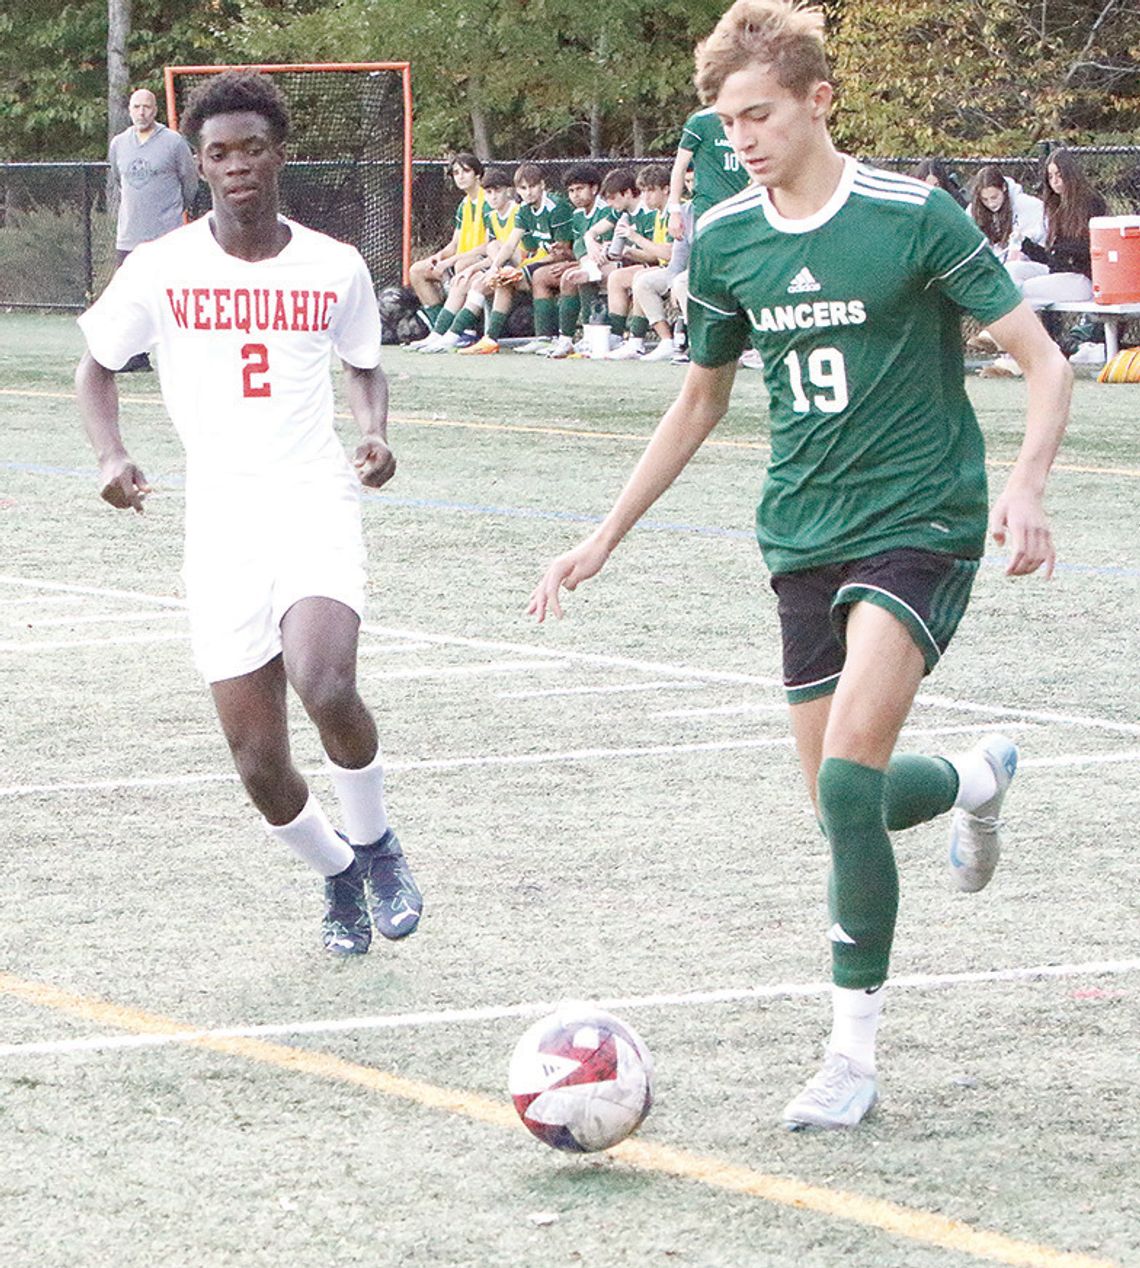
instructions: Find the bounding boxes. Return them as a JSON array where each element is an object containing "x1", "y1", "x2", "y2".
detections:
[
  {"x1": 667, "y1": 98, "x2": 751, "y2": 242},
  {"x1": 529, "y1": 0, "x2": 1071, "y2": 1131}
]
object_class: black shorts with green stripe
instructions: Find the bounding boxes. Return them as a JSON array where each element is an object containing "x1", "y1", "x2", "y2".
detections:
[{"x1": 770, "y1": 547, "x2": 979, "y2": 705}]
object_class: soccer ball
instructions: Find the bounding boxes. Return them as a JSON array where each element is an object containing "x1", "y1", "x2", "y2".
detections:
[{"x1": 508, "y1": 1005, "x2": 654, "y2": 1152}]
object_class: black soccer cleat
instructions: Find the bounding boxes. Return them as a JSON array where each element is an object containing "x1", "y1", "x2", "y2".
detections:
[
  {"x1": 355, "y1": 829, "x2": 423, "y2": 940},
  {"x1": 322, "y1": 858, "x2": 373, "y2": 956}
]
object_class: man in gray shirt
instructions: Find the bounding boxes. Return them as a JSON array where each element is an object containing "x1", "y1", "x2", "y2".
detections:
[
  {"x1": 109, "y1": 87, "x2": 198, "y2": 263},
  {"x1": 107, "y1": 87, "x2": 199, "y2": 368}
]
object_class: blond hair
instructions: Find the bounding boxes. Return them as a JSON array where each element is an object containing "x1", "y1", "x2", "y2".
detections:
[{"x1": 694, "y1": 0, "x2": 828, "y2": 103}]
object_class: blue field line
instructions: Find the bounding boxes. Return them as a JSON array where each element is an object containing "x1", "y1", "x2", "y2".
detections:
[{"x1": 6, "y1": 459, "x2": 1140, "y2": 578}]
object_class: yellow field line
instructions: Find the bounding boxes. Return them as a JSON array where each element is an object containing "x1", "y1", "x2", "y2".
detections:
[
  {"x1": 0, "y1": 970, "x2": 1116, "y2": 1268},
  {"x1": 3, "y1": 386, "x2": 1138, "y2": 477}
]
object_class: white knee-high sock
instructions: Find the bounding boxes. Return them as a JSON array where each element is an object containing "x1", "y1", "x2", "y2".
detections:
[
  {"x1": 265, "y1": 794, "x2": 354, "y2": 877},
  {"x1": 326, "y1": 750, "x2": 389, "y2": 846}
]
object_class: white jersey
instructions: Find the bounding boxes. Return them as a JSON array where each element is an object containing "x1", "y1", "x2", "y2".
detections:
[{"x1": 78, "y1": 215, "x2": 381, "y2": 493}]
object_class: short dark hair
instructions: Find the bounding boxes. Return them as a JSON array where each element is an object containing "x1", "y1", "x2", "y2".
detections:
[
  {"x1": 601, "y1": 168, "x2": 638, "y2": 197},
  {"x1": 180, "y1": 71, "x2": 289, "y2": 148},
  {"x1": 513, "y1": 162, "x2": 544, "y2": 186},
  {"x1": 564, "y1": 163, "x2": 602, "y2": 190},
  {"x1": 482, "y1": 167, "x2": 513, "y2": 191},
  {"x1": 450, "y1": 151, "x2": 484, "y2": 177}
]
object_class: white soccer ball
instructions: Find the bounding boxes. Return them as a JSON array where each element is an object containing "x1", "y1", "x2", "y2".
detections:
[{"x1": 508, "y1": 1005, "x2": 654, "y2": 1152}]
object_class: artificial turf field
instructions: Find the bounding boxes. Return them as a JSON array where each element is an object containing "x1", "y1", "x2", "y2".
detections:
[{"x1": 0, "y1": 311, "x2": 1137, "y2": 1267}]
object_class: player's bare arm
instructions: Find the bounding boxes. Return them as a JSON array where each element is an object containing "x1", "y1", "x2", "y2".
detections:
[
  {"x1": 343, "y1": 361, "x2": 395, "y2": 489},
  {"x1": 75, "y1": 351, "x2": 152, "y2": 513},
  {"x1": 985, "y1": 302, "x2": 1073, "y2": 579},
  {"x1": 529, "y1": 361, "x2": 737, "y2": 622}
]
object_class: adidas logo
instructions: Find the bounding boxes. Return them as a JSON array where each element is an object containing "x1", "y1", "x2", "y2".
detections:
[{"x1": 787, "y1": 267, "x2": 821, "y2": 294}]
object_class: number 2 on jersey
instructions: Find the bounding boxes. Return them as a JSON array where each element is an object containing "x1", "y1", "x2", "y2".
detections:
[
  {"x1": 786, "y1": 347, "x2": 848, "y2": 414},
  {"x1": 241, "y1": 343, "x2": 271, "y2": 398}
]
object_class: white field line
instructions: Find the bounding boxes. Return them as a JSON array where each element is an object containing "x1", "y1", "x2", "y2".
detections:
[
  {"x1": 1021, "y1": 749, "x2": 1140, "y2": 768},
  {"x1": 0, "y1": 594, "x2": 91, "y2": 609},
  {"x1": 2, "y1": 958, "x2": 1136, "y2": 1060},
  {"x1": 351, "y1": 659, "x2": 568, "y2": 680},
  {"x1": 0, "y1": 632, "x2": 191, "y2": 652},
  {"x1": 31, "y1": 610, "x2": 190, "y2": 627},
  {"x1": 0, "y1": 725, "x2": 1119, "y2": 800},
  {"x1": 0, "y1": 574, "x2": 1135, "y2": 738},
  {"x1": 498, "y1": 680, "x2": 710, "y2": 699},
  {"x1": 652, "y1": 702, "x2": 799, "y2": 718},
  {"x1": 0, "y1": 574, "x2": 186, "y2": 608}
]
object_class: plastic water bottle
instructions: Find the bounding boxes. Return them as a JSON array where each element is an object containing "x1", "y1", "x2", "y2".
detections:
[{"x1": 606, "y1": 213, "x2": 631, "y2": 260}]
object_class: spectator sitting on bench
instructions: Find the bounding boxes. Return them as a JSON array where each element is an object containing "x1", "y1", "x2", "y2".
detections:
[
  {"x1": 462, "y1": 164, "x2": 571, "y2": 355},
  {"x1": 606, "y1": 164, "x2": 675, "y2": 359},
  {"x1": 418, "y1": 168, "x2": 517, "y2": 353},
  {"x1": 408, "y1": 153, "x2": 487, "y2": 344},
  {"x1": 542, "y1": 167, "x2": 640, "y2": 359},
  {"x1": 519, "y1": 164, "x2": 600, "y2": 355}
]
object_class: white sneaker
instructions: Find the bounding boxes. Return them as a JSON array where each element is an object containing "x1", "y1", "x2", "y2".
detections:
[
  {"x1": 1069, "y1": 341, "x2": 1106, "y2": 366},
  {"x1": 782, "y1": 1050, "x2": 878, "y2": 1130},
  {"x1": 414, "y1": 331, "x2": 446, "y2": 352},
  {"x1": 978, "y1": 354, "x2": 1022, "y2": 378},
  {"x1": 607, "y1": 340, "x2": 645, "y2": 361},
  {"x1": 948, "y1": 735, "x2": 1018, "y2": 893},
  {"x1": 420, "y1": 330, "x2": 460, "y2": 353},
  {"x1": 540, "y1": 335, "x2": 574, "y2": 359},
  {"x1": 406, "y1": 330, "x2": 438, "y2": 350},
  {"x1": 640, "y1": 339, "x2": 675, "y2": 362}
]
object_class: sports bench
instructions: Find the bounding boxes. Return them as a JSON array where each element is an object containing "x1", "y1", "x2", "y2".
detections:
[{"x1": 1046, "y1": 300, "x2": 1140, "y2": 360}]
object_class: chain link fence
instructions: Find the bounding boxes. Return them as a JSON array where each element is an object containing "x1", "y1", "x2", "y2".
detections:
[{"x1": 2, "y1": 146, "x2": 1137, "y2": 310}]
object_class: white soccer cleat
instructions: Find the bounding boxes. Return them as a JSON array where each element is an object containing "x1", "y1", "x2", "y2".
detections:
[
  {"x1": 540, "y1": 335, "x2": 575, "y2": 359},
  {"x1": 948, "y1": 734, "x2": 1018, "y2": 893},
  {"x1": 607, "y1": 340, "x2": 644, "y2": 360},
  {"x1": 782, "y1": 1050, "x2": 878, "y2": 1130}
]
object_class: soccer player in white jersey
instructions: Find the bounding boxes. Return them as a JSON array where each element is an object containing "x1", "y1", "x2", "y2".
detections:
[
  {"x1": 75, "y1": 72, "x2": 423, "y2": 958},
  {"x1": 528, "y1": 0, "x2": 1072, "y2": 1129}
]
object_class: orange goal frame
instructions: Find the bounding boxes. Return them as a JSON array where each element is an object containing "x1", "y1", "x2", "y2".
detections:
[{"x1": 163, "y1": 62, "x2": 413, "y2": 284}]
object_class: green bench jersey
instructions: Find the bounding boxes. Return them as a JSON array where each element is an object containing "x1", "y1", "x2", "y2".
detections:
[
  {"x1": 687, "y1": 158, "x2": 1023, "y2": 576},
  {"x1": 516, "y1": 194, "x2": 571, "y2": 256},
  {"x1": 632, "y1": 204, "x2": 671, "y2": 244},
  {"x1": 679, "y1": 107, "x2": 750, "y2": 217},
  {"x1": 571, "y1": 198, "x2": 610, "y2": 259}
]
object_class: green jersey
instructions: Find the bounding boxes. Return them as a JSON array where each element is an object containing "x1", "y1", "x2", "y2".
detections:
[
  {"x1": 571, "y1": 197, "x2": 609, "y2": 259},
  {"x1": 679, "y1": 107, "x2": 750, "y2": 217},
  {"x1": 516, "y1": 194, "x2": 572, "y2": 258},
  {"x1": 632, "y1": 204, "x2": 670, "y2": 244},
  {"x1": 687, "y1": 158, "x2": 1022, "y2": 576}
]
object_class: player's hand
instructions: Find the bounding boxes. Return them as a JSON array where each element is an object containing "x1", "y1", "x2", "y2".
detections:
[
  {"x1": 528, "y1": 538, "x2": 611, "y2": 622},
  {"x1": 354, "y1": 436, "x2": 396, "y2": 489},
  {"x1": 99, "y1": 457, "x2": 151, "y2": 513},
  {"x1": 989, "y1": 485, "x2": 1055, "y2": 578}
]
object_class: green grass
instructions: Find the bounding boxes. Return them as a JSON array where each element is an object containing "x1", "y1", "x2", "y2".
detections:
[{"x1": 0, "y1": 311, "x2": 1137, "y2": 1267}]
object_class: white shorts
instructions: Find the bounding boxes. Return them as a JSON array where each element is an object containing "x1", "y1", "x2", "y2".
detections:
[{"x1": 182, "y1": 475, "x2": 366, "y2": 684}]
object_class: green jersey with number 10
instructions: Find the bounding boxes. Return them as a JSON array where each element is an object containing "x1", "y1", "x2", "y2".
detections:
[
  {"x1": 688, "y1": 158, "x2": 1023, "y2": 576},
  {"x1": 680, "y1": 107, "x2": 750, "y2": 217}
]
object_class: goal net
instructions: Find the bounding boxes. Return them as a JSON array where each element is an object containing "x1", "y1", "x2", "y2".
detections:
[{"x1": 164, "y1": 62, "x2": 412, "y2": 287}]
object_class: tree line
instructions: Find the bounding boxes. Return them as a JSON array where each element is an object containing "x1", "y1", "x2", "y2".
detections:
[{"x1": 1, "y1": 0, "x2": 1136, "y2": 162}]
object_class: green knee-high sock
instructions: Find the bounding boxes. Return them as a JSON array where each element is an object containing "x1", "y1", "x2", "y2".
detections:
[
  {"x1": 609, "y1": 312, "x2": 627, "y2": 337},
  {"x1": 450, "y1": 306, "x2": 480, "y2": 337},
  {"x1": 533, "y1": 297, "x2": 558, "y2": 337},
  {"x1": 629, "y1": 315, "x2": 649, "y2": 339},
  {"x1": 487, "y1": 308, "x2": 508, "y2": 340},
  {"x1": 423, "y1": 303, "x2": 443, "y2": 328},
  {"x1": 433, "y1": 307, "x2": 458, "y2": 335},
  {"x1": 558, "y1": 293, "x2": 581, "y2": 337},
  {"x1": 817, "y1": 757, "x2": 897, "y2": 990},
  {"x1": 883, "y1": 754, "x2": 958, "y2": 831}
]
